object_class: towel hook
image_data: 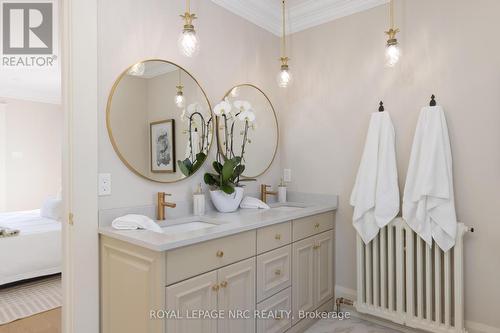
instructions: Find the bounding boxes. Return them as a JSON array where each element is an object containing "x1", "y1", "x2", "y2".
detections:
[
  {"x1": 430, "y1": 94, "x2": 437, "y2": 106},
  {"x1": 378, "y1": 101, "x2": 385, "y2": 112}
]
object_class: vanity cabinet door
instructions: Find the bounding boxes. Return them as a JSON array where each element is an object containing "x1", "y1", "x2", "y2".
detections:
[
  {"x1": 292, "y1": 237, "x2": 315, "y2": 325},
  {"x1": 165, "y1": 271, "x2": 218, "y2": 333},
  {"x1": 314, "y1": 230, "x2": 334, "y2": 307},
  {"x1": 217, "y1": 258, "x2": 256, "y2": 333},
  {"x1": 257, "y1": 245, "x2": 291, "y2": 302}
]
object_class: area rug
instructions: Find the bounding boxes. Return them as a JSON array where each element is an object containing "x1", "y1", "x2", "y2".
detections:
[{"x1": 0, "y1": 275, "x2": 61, "y2": 325}]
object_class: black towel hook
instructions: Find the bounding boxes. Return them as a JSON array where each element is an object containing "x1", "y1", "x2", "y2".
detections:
[
  {"x1": 430, "y1": 94, "x2": 437, "y2": 106},
  {"x1": 378, "y1": 101, "x2": 385, "y2": 112}
]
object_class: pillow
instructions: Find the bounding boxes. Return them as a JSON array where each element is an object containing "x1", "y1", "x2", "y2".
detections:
[{"x1": 40, "y1": 198, "x2": 63, "y2": 221}]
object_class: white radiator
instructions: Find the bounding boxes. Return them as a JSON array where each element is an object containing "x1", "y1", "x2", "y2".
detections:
[{"x1": 356, "y1": 218, "x2": 470, "y2": 333}]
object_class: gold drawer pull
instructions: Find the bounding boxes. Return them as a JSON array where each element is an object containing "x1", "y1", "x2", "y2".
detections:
[
  {"x1": 220, "y1": 281, "x2": 228, "y2": 288},
  {"x1": 314, "y1": 223, "x2": 320, "y2": 228},
  {"x1": 275, "y1": 269, "x2": 282, "y2": 276},
  {"x1": 313, "y1": 244, "x2": 321, "y2": 250},
  {"x1": 275, "y1": 234, "x2": 281, "y2": 240},
  {"x1": 212, "y1": 284, "x2": 220, "y2": 291},
  {"x1": 216, "y1": 250, "x2": 224, "y2": 258}
]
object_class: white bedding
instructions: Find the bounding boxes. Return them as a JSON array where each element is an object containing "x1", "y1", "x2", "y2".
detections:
[{"x1": 0, "y1": 210, "x2": 61, "y2": 285}]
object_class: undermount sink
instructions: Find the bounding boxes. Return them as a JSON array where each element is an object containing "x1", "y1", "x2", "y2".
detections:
[
  {"x1": 269, "y1": 203, "x2": 307, "y2": 211},
  {"x1": 162, "y1": 221, "x2": 217, "y2": 234}
]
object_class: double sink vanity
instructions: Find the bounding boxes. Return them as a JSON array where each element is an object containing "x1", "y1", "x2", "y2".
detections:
[
  {"x1": 100, "y1": 200, "x2": 337, "y2": 333},
  {"x1": 100, "y1": 59, "x2": 338, "y2": 333}
]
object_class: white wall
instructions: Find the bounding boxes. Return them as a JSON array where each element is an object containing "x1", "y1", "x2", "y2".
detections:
[
  {"x1": 98, "y1": 0, "x2": 284, "y2": 210},
  {"x1": 281, "y1": 0, "x2": 500, "y2": 330},
  {"x1": 0, "y1": 99, "x2": 62, "y2": 212}
]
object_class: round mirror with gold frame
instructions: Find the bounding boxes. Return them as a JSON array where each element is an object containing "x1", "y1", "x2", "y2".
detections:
[
  {"x1": 217, "y1": 84, "x2": 279, "y2": 178},
  {"x1": 106, "y1": 59, "x2": 214, "y2": 183}
]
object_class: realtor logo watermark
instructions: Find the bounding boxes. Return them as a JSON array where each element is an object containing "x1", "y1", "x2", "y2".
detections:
[{"x1": 2, "y1": 2, "x2": 55, "y2": 67}]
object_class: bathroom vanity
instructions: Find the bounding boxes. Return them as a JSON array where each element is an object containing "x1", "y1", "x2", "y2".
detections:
[{"x1": 99, "y1": 202, "x2": 337, "y2": 333}]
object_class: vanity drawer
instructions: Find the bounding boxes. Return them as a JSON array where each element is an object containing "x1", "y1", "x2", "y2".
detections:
[
  {"x1": 257, "y1": 222, "x2": 291, "y2": 254},
  {"x1": 292, "y1": 211, "x2": 334, "y2": 241},
  {"x1": 256, "y1": 287, "x2": 292, "y2": 333},
  {"x1": 257, "y1": 245, "x2": 291, "y2": 302},
  {"x1": 166, "y1": 231, "x2": 256, "y2": 285}
]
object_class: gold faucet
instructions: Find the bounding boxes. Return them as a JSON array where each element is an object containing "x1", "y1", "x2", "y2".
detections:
[
  {"x1": 157, "y1": 192, "x2": 176, "y2": 220},
  {"x1": 260, "y1": 184, "x2": 278, "y2": 204}
]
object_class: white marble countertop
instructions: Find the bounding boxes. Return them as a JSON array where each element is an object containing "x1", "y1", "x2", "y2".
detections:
[{"x1": 98, "y1": 199, "x2": 338, "y2": 252}]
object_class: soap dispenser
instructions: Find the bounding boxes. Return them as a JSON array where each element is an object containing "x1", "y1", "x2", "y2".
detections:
[
  {"x1": 278, "y1": 178, "x2": 287, "y2": 203},
  {"x1": 193, "y1": 183, "x2": 205, "y2": 216}
]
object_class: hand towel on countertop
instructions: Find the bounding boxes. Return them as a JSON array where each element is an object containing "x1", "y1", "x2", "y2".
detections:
[
  {"x1": 350, "y1": 111, "x2": 400, "y2": 244},
  {"x1": 111, "y1": 214, "x2": 163, "y2": 233},
  {"x1": 403, "y1": 106, "x2": 457, "y2": 252},
  {"x1": 240, "y1": 196, "x2": 270, "y2": 209}
]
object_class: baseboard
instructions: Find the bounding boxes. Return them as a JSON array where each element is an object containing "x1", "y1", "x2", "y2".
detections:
[{"x1": 334, "y1": 285, "x2": 500, "y2": 333}]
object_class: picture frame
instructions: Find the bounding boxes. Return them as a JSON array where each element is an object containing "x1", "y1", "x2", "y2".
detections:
[{"x1": 150, "y1": 119, "x2": 176, "y2": 173}]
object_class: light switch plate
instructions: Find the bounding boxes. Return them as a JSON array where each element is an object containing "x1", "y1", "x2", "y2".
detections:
[
  {"x1": 98, "y1": 173, "x2": 112, "y2": 196},
  {"x1": 283, "y1": 169, "x2": 292, "y2": 182}
]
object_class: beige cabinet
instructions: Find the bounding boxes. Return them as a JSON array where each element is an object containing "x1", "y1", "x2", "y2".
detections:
[
  {"x1": 101, "y1": 211, "x2": 335, "y2": 333},
  {"x1": 166, "y1": 271, "x2": 218, "y2": 333},
  {"x1": 292, "y1": 230, "x2": 334, "y2": 325},
  {"x1": 166, "y1": 258, "x2": 256, "y2": 333},
  {"x1": 257, "y1": 245, "x2": 291, "y2": 302},
  {"x1": 256, "y1": 288, "x2": 292, "y2": 333}
]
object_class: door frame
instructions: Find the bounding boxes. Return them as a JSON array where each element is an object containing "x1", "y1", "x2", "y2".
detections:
[{"x1": 61, "y1": 0, "x2": 99, "y2": 332}]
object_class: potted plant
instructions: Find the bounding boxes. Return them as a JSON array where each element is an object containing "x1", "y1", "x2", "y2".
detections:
[{"x1": 204, "y1": 156, "x2": 247, "y2": 213}]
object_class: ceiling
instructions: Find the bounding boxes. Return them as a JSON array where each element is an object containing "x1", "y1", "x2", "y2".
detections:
[{"x1": 211, "y1": 0, "x2": 389, "y2": 36}]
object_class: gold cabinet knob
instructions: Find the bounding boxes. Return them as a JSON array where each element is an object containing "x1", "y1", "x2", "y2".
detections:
[
  {"x1": 220, "y1": 281, "x2": 228, "y2": 288},
  {"x1": 212, "y1": 284, "x2": 220, "y2": 291},
  {"x1": 275, "y1": 234, "x2": 281, "y2": 240},
  {"x1": 275, "y1": 315, "x2": 283, "y2": 321},
  {"x1": 216, "y1": 250, "x2": 224, "y2": 258},
  {"x1": 275, "y1": 269, "x2": 282, "y2": 276},
  {"x1": 314, "y1": 223, "x2": 320, "y2": 228},
  {"x1": 313, "y1": 244, "x2": 321, "y2": 250}
]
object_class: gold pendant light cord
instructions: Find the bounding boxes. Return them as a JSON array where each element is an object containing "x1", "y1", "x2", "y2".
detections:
[
  {"x1": 389, "y1": 0, "x2": 394, "y2": 29},
  {"x1": 281, "y1": 0, "x2": 286, "y2": 58}
]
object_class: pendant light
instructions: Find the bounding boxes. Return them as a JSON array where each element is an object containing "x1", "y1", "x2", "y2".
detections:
[
  {"x1": 178, "y1": 0, "x2": 200, "y2": 57},
  {"x1": 385, "y1": 0, "x2": 400, "y2": 67},
  {"x1": 277, "y1": 0, "x2": 292, "y2": 88},
  {"x1": 175, "y1": 70, "x2": 185, "y2": 108}
]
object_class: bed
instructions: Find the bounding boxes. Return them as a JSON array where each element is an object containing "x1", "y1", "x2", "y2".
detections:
[{"x1": 0, "y1": 209, "x2": 61, "y2": 285}]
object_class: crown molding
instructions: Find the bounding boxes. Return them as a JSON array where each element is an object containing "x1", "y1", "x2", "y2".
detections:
[{"x1": 212, "y1": 0, "x2": 389, "y2": 36}]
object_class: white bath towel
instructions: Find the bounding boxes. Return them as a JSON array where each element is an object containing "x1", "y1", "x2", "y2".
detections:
[
  {"x1": 240, "y1": 196, "x2": 270, "y2": 209},
  {"x1": 111, "y1": 214, "x2": 163, "y2": 233},
  {"x1": 403, "y1": 106, "x2": 457, "y2": 252},
  {"x1": 350, "y1": 112, "x2": 400, "y2": 244}
]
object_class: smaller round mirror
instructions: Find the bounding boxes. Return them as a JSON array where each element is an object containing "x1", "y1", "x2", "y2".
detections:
[
  {"x1": 107, "y1": 60, "x2": 213, "y2": 183},
  {"x1": 217, "y1": 84, "x2": 279, "y2": 178}
]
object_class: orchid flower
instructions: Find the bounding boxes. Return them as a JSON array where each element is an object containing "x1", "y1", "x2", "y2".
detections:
[
  {"x1": 238, "y1": 108, "x2": 256, "y2": 122},
  {"x1": 213, "y1": 98, "x2": 232, "y2": 117},
  {"x1": 233, "y1": 100, "x2": 252, "y2": 113}
]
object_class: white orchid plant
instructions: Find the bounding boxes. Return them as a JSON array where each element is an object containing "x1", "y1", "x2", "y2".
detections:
[{"x1": 214, "y1": 98, "x2": 256, "y2": 162}]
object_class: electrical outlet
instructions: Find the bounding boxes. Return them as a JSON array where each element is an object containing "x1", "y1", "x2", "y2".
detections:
[
  {"x1": 283, "y1": 169, "x2": 292, "y2": 182},
  {"x1": 98, "y1": 173, "x2": 112, "y2": 196}
]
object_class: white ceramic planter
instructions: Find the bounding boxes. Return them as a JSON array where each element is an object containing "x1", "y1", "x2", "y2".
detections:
[{"x1": 209, "y1": 187, "x2": 244, "y2": 213}]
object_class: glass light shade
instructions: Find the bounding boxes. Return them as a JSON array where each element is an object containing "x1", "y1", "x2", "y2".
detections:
[
  {"x1": 277, "y1": 67, "x2": 293, "y2": 88},
  {"x1": 175, "y1": 92, "x2": 185, "y2": 108},
  {"x1": 385, "y1": 44, "x2": 401, "y2": 67},
  {"x1": 178, "y1": 29, "x2": 200, "y2": 57}
]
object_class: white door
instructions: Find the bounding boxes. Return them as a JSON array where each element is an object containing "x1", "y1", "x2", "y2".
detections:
[
  {"x1": 292, "y1": 237, "x2": 315, "y2": 325},
  {"x1": 218, "y1": 258, "x2": 256, "y2": 333},
  {"x1": 314, "y1": 231, "x2": 334, "y2": 307},
  {"x1": 166, "y1": 271, "x2": 218, "y2": 333}
]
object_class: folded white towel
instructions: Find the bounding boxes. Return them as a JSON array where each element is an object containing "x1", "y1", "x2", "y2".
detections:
[
  {"x1": 240, "y1": 196, "x2": 270, "y2": 209},
  {"x1": 111, "y1": 214, "x2": 163, "y2": 233},
  {"x1": 403, "y1": 106, "x2": 457, "y2": 252},
  {"x1": 350, "y1": 111, "x2": 400, "y2": 244}
]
